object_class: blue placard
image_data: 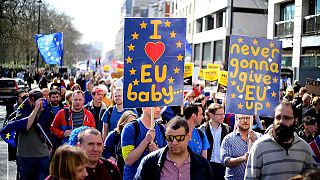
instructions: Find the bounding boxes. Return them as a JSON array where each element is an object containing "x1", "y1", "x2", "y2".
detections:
[
  {"x1": 226, "y1": 35, "x2": 282, "y2": 116},
  {"x1": 123, "y1": 18, "x2": 186, "y2": 108}
]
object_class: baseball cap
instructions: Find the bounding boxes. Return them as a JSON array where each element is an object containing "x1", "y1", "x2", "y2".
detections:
[
  {"x1": 28, "y1": 89, "x2": 43, "y2": 101},
  {"x1": 92, "y1": 87, "x2": 104, "y2": 95}
]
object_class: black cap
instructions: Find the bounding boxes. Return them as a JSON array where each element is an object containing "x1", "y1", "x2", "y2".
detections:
[{"x1": 28, "y1": 89, "x2": 43, "y2": 101}]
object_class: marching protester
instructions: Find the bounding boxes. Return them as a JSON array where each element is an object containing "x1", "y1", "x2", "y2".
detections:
[
  {"x1": 221, "y1": 114, "x2": 262, "y2": 180},
  {"x1": 245, "y1": 102, "x2": 315, "y2": 179},
  {"x1": 134, "y1": 116, "x2": 213, "y2": 180}
]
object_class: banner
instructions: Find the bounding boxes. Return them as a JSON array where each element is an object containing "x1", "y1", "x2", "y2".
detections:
[
  {"x1": 203, "y1": 69, "x2": 219, "y2": 93},
  {"x1": 216, "y1": 71, "x2": 228, "y2": 99},
  {"x1": 34, "y1": 32, "x2": 63, "y2": 65},
  {"x1": 226, "y1": 35, "x2": 282, "y2": 116},
  {"x1": 184, "y1": 62, "x2": 193, "y2": 85},
  {"x1": 306, "y1": 78, "x2": 320, "y2": 95},
  {"x1": 207, "y1": 63, "x2": 220, "y2": 71},
  {"x1": 123, "y1": 18, "x2": 186, "y2": 108}
]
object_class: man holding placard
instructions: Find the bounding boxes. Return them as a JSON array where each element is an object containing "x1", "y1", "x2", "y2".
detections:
[{"x1": 220, "y1": 114, "x2": 261, "y2": 180}]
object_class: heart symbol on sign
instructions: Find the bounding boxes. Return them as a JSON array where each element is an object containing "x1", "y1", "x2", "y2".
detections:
[{"x1": 144, "y1": 42, "x2": 165, "y2": 63}]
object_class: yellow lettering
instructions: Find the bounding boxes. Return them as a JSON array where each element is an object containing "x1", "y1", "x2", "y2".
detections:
[
  {"x1": 230, "y1": 44, "x2": 240, "y2": 54},
  {"x1": 141, "y1": 64, "x2": 152, "y2": 83},
  {"x1": 246, "y1": 101, "x2": 254, "y2": 110},
  {"x1": 155, "y1": 65, "x2": 167, "y2": 82},
  {"x1": 270, "y1": 63, "x2": 279, "y2": 73},
  {"x1": 259, "y1": 61, "x2": 269, "y2": 71},
  {"x1": 263, "y1": 75, "x2": 271, "y2": 85},
  {"x1": 138, "y1": 91, "x2": 149, "y2": 102},
  {"x1": 249, "y1": 60, "x2": 258, "y2": 70},
  {"x1": 271, "y1": 48, "x2": 280, "y2": 59},
  {"x1": 256, "y1": 86, "x2": 267, "y2": 101},
  {"x1": 245, "y1": 85, "x2": 255, "y2": 100},
  {"x1": 230, "y1": 58, "x2": 239, "y2": 78},
  {"x1": 237, "y1": 72, "x2": 247, "y2": 93},
  {"x1": 261, "y1": 48, "x2": 270, "y2": 58},
  {"x1": 251, "y1": 46, "x2": 260, "y2": 57},
  {"x1": 241, "y1": 45, "x2": 249, "y2": 55},
  {"x1": 151, "y1": 84, "x2": 162, "y2": 101},
  {"x1": 254, "y1": 73, "x2": 262, "y2": 83},
  {"x1": 162, "y1": 86, "x2": 174, "y2": 104},
  {"x1": 240, "y1": 59, "x2": 249, "y2": 68},
  {"x1": 255, "y1": 102, "x2": 263, "y2": 111},
  {"x1": 150, "y1": 20, "x2": 162, "y2": 39},
  {"x1": 127, "y1": 83, "x2": 137, "y2": 101}
]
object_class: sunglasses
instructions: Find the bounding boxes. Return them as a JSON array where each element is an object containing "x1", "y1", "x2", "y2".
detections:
[{"x1": 165, "y1": 134, "x2": 186, "y2": 142}]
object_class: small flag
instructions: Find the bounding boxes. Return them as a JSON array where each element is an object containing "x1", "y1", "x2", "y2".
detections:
[{"x1": 34, "y1": 32, "x2": 63, "y2": 65}]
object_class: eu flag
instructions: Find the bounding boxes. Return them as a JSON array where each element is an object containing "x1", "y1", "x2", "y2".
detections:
[{"x1": 34, "y1": 32, "x2": 63, "y2": 65}]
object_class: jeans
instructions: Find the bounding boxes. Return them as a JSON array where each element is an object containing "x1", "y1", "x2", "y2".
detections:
[{"x1": 17, "y1": 156, "x2": 49, "y2": 180}]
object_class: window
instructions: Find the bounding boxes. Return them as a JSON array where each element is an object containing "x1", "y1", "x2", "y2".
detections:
[
  {"x1": 300, "y1": 56, "x2": 320, "y2": 67},
  {"x1": 203, "y1": 42, "x2": 211, "y2": 61},
  {"x1": 189, "y1": 4, "x2": 192, "y2": 15},
  {"x1": 194, "y1": 44, "x2": 201, "y2": 61},
  {"x1": 196, "y1": 18, "x2": 203, "y2": 33},
  {"x1": 188, "y1": 23, "x2": 192, "y2": 34},
  {"x1": 186, "y1": 5, "x2": 188, "y2": 16},
  {"x1": 309, "y1": 0, "x2": 320, "y2": 15},
  {"x1": 281, "y1": 57, "x2": 292, "y2": 67},
  {"x1": 280, "y1": 2, "x2": 295, "y2": 21},
  {"x1": 214, "y1": 40, "x2": 223, "y2": 62},
  {"x1": 217, "y1": 11, "x2": 224, "y2": 28},
  {"x1": 206, "y1": 15, "x2": 214, "y2": 30}
]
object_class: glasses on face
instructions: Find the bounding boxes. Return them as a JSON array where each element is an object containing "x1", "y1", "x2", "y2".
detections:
[
  {"x1": 238, "y1": 117, "x2": 250, "y2": 121},
  {"x1": 165, "y1": 134, "x2": 186, "y2": 142},
  {"x1": 275, "y1": 115, "x2": 294, "y2": 121}
]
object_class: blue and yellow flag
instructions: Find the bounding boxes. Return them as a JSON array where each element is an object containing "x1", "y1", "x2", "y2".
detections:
[
  {"x1": 123, "y1": 18, "x2": 186, "y2": 108},
  {"x1": 34, "y1": 32, "x2": 63, "y2": 65},
  {"x1": 226, "y1": 35, "x2": 282, "y2": 116}
]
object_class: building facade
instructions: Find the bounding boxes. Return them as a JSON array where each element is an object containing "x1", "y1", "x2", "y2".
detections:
[{"x1": 268, "y1": 0, "x2": 320, "y2": 85}]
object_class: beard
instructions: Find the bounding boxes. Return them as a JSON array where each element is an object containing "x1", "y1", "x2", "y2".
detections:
[{"x1": 273, "y1": 124, "x2": 295, "y2": 143}]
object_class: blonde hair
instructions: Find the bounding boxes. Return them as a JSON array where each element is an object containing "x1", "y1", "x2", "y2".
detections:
[
  {"x1": 49, "y1": 145, "x2": 88, "y2": 180},
  {"x1": 115, "y1": 110, "x2": 137, "y2": 133}
]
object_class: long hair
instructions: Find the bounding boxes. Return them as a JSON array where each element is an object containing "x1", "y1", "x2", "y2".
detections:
[
  {"x1": 49, "y1": 145, "x2": 88, "y2": 180},
  {"x1": 115, "y1": 110, "x2": 137, "y2": 133}
]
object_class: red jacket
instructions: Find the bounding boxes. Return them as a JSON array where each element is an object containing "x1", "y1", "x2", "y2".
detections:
[{"x1": 50, "y1": 107, "x2": 95, "y2": 138}]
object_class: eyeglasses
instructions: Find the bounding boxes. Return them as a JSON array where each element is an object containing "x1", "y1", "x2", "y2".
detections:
[
  {"x1": 275, "y1": 115, "x2": 294, "y2": 121},
  {"x1": 238, "y1": 117, "x2": 250, "y2": 121},
  {"x1": 165, "y1": 134, "x2": 186, "y2": 142}
]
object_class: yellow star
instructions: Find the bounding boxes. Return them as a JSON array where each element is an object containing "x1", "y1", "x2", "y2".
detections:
[
  {"x1": 168, "y1": 76, "x2": 175, "y2": 84},
  {"x1": 231, "y1": 93, "x2": 236, "y2": 99},
  {"x1": 125, "y1": 56, "x2": 133, "y2": 64},
  {"x1": 231, "y1": 80, "x2": 237, "y2": 86},
  {"x1": 127, "y1": 43, "x2": 135, "y2": 51},
  {"x1": 269, "y1": 42, "x2": 275, "y2": 48},
  {"x1": 176, "y1": 54, "x2": 184, "y2": 61},
  {"x1": 170, "y1": 31, "x2": 176, "y2": 38},
  {"x1": 237, "y1": 103, "x2": 244, "y2": 109},
  {"x1": 237, "y1": 37, "x2": 243, "y2": 43},
  {"x1": 129, "y1": 67, "x2": 136, "y2": 75},
  {"x1": 6, "y1": 133, "x2": 10, "y2": 140},
  {"x1": 266, "y1": 102, "x2": 271, "y2": 108},
  {"x1": 164, "y1": 20, "x2": 171, "y2": 27},
  {"x1": 131, "y1": 32, "x2": 139, "y2": 40},
  {"x1": 273, "y1": 77, "x2": 278, "y2": 83},
  {"x1": 140, "y1": 21, "x2": 147, "y2": 29},
  {"x1": 271, "y1": 91, "x2": 277, "y2": 97},
  {"x1": 133, "y1": 79, "x2": 139, "y2": 86},
  {"x1": 253, "y1": 39, "x2": 259, "y2": 45},
  {"x1": 173, "y1": 67, "x2": 180, "y2": 74},
  {"x1": 176, "y1": 40, "x2": 182, "y2": 48}
]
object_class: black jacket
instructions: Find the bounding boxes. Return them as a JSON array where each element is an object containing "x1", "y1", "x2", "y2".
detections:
[
  {"x1": 203, "y1": 122, "x2": 230, "y2": 162},
  {"x1": 134, "y1": 146, "x2": 213, "y2": 180}
]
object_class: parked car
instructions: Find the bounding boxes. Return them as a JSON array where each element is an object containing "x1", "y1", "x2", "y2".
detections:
[{"x1": 0, "y1": 78, "x2": 28, "y2": 105}]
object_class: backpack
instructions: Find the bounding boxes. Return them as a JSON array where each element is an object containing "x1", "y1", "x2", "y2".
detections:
[
  {"x1": 100, "y1": 157, "x2": 121, "y2": 180},
  {"x1": 130, "y1": 120, "x2": 166, "y2": 146},
  {"x1": 52, "y1": 108, "x2": 70, "y2": 148},
  {"x1": 112, "y1": 131, "x2": 125, "y2": 173},
  {"x1": 106, "y1": 106, "x2": 135, "y2": 131},
  {"x1": 196, "y1": 128, "x2": 204, "y2": 142}
]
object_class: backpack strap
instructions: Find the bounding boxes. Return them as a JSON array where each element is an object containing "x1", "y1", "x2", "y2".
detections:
[
  {"x1": 107, "y1": 106, "x2": 114, "y2": 127},
  {"x1": 100, "y1": 157, "x2": 121, "y2": 180},
  {"x1": 64, "y1": 108, "x2": 70, "y2": 129},
  {"x1": 132, "y1": 120, "x2": 140, "y2": 146}
]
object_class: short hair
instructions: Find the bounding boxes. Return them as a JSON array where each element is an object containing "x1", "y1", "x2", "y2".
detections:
[
  {"x1": 49, "y1": 89, "x2": 59, "y2": 97},
  {"x1": 49, "y1": 145, "x2": 88, "y2": 179},
  {"x1": 207, "y1": 103, "x2": 224, "y2": 114},
  {"x1": 166, "y1": 116, "x2": 189, "y2": 134},
  {"x1": 183, "y1": 102, "x2": 202, "y2": 120},
  {"x1": 77, "y1": 128, "x2": 102, "y2": 144},
  {"x1": 71, "y1": 83, "x2": 81, "y2": 91},
  {"x1": 302, "y1": 93, "x2": 311, "y2": 101},
  {"x1": 303, "y1": 116, "x2": 317, "y2": 125},
  {"x1": 312, "y1": 96, "x2": 320, "y2": 106},
  {"x1": 274, "y1": 101, "x2": 297, "y2": 118},
  {"x1": 72, "y1": 90, "x2": 84, "y2": 98}
]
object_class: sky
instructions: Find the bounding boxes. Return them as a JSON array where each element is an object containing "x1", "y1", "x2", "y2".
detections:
[{"x1": 47, "y1": 0, "x2": 123, "y2": 54}]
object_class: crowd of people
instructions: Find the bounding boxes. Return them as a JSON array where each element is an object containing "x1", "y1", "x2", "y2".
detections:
[{"x1": 1, "y1": 71, "x2": 320, "y2": 180}]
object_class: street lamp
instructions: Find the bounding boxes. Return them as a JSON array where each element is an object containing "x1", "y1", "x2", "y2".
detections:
[{"x1": 36, "y1": 0, "x2": 42, "y2": 71}]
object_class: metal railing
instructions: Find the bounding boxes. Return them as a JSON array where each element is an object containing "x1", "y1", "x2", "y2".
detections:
[
  {"x1": 275, "y1": 19, "x2": 294, "y2": 38},
  {"x1": 304, "y1": 14, "x2": 320, "y2": 34}
]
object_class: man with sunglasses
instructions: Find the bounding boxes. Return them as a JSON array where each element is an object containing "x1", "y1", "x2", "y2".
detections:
[
  {"x1": 245, "y1": 102, "x2": 314, "y2": 179},
  {"x1": 220, "y1": 114, "x2": 261, "y2": 180},
  {"x1": 134, "y1": 116, "x2": 213, "y2": 180}
]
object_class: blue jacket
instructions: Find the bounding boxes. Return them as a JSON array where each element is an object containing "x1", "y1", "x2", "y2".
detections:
[{"x1": 134, "y1": 146, "x2": 213, "y2": 180}]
